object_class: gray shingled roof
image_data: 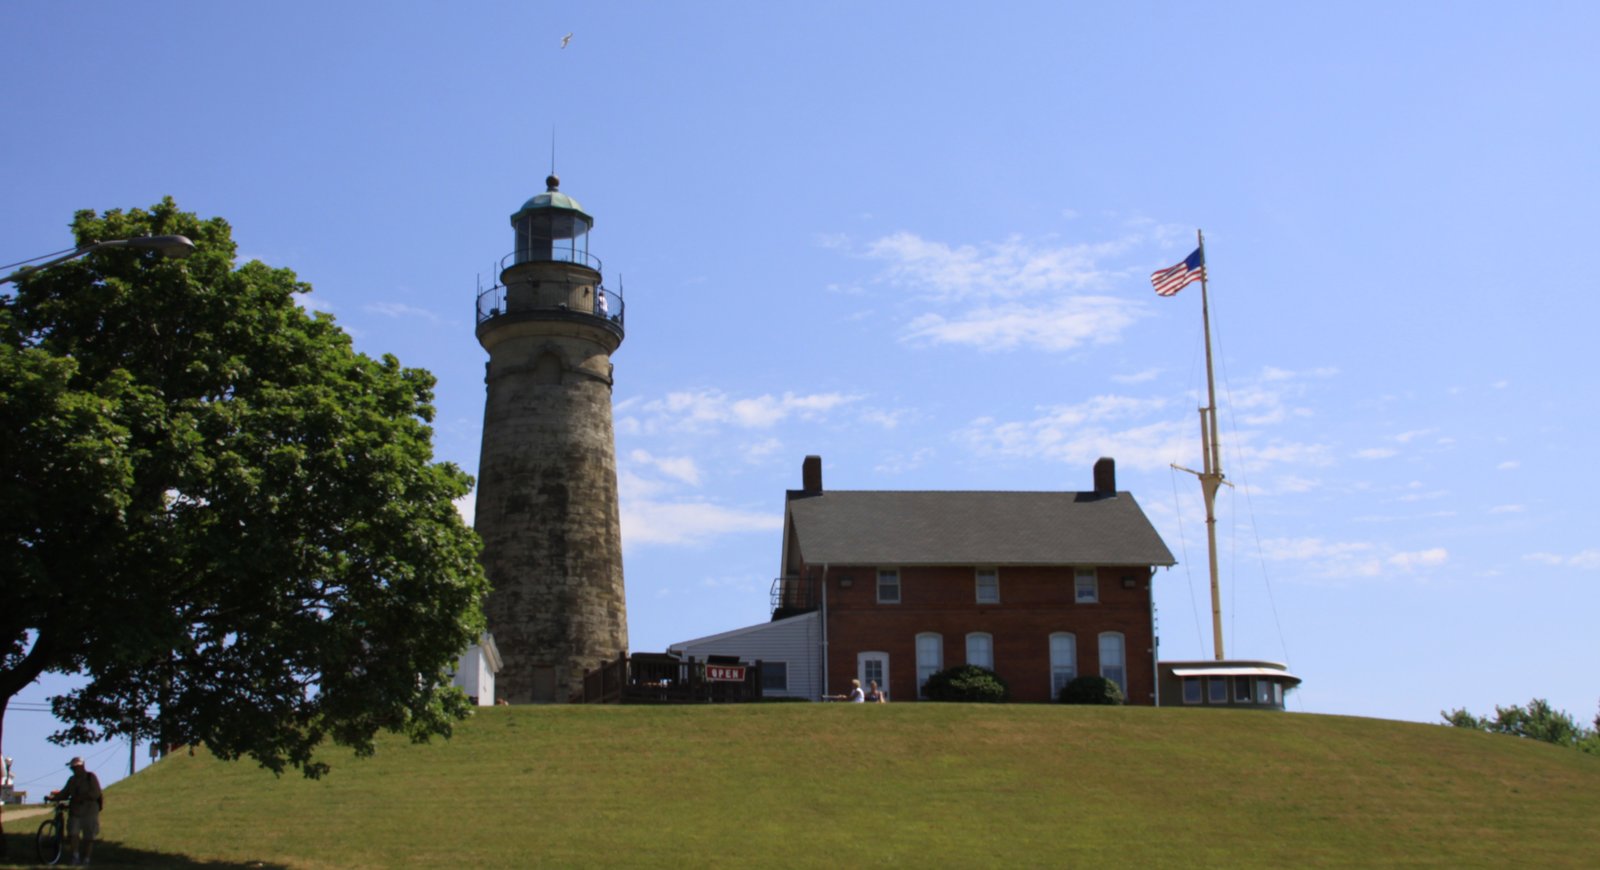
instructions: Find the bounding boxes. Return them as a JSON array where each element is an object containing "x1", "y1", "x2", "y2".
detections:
[{"x1": 786, "y1": 490, "x2": 1175, "y2": 567}]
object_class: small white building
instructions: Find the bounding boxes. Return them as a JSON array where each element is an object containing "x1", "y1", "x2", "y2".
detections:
[
  {"x1": 453, "y1": 633, "x2": 504, "y2": 706},
  {"x1": 669, "y1": 611, "x2": 820, "y2": 700}
]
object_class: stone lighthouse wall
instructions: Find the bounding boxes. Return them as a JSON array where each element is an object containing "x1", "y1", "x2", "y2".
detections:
[{"x1": 476, "y1": 301, "x2": 628, "y2": 703}]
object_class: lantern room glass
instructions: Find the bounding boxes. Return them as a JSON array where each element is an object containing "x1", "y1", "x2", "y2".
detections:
[{"x1": 513, "y1": 208, "x2": 592, "y2": 267}]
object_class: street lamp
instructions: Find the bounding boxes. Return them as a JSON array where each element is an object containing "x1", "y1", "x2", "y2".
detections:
[{"x1": 0, "y1": 235, "x2": 196, "y2": 286}]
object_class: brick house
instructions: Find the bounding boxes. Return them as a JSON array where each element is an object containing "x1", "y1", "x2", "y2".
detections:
[{"x1": 673, "y1": 455, "x2": 1176, "y2": 704}]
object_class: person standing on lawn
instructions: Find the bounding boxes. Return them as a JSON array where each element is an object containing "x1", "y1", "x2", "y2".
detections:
[{"x1": 52, "y1": 757, "x2": 103, "y2": 866}]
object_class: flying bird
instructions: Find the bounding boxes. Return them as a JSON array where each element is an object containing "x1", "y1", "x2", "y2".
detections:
[{"x1": 561, "y1": 32, "x2": 573, "y2": 49}]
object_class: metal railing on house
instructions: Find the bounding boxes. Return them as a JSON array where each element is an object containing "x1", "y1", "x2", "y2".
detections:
[{"x1": 770, "y1": 575, "x2": 817, "y2": 618}]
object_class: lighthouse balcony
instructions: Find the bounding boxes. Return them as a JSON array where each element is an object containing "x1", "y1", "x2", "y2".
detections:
[{"x1": 475, "y1": 280, "x2": 625, "y2": 333}]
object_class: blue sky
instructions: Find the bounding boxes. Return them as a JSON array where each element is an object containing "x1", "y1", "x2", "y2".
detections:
[{"x1": 4, "y1": 2, "x2": 1597, "y2": 789}]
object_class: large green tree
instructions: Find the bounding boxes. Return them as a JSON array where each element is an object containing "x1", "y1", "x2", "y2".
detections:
[{"x1": 1, "y1": 199, "x2": 488, "y2": 779}]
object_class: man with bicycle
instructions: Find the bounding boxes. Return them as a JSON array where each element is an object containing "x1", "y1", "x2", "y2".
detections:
[{"x1": 50, "y1": 757, "x2": 103, "y2": 866}]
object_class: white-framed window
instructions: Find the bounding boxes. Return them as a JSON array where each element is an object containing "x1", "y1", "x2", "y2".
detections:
[
  {"x1": 1182, "y1": 677, "x2": 1202, "y2": 704},
  {"x1": 877, "y1": 568, "x2": 901, "y2": 604},
  {"x1": 966, "y1": 632, "x2": 994, "y2": 670},
  {"x1": 1075, "y1": 567, "x2": 1099, "y2": 603},
  {"x1": 915, "y1": 632, "x2": 943, "y2": 698},
  {"x1": 857, "y1": 651, "x2": 889, "y2": 698},
  {"x1": 1208, "y1": 676, "x2": 1228, "y2": 704},
  {"x1": 1256, "y1": 679, "x2": 1273, "y2": 705},
  {"x1": 1233, "y1": 676, "x2": 1252, "y2": 703},
  {"x1": 1049, "y1": 632, "x2": 1077, "y2": 698},
  {"x1": 1098, "y1": 632, "x2": 1125, "y2": 696},
  {"x1": 975, "y1": 568, "x2": 999, "y2": 604},
  {"x1": 761, "y1": 661, "x2": 788, "y2": 693},
  {"x1": 1273, "y1": 682, "x2": 1284, "y2": 706}
]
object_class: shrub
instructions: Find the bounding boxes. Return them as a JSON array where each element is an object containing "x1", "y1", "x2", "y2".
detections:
[
  {"x1": 1058, "y1": 676, "x2": 1125, "y2": 705},
  {"x1": 922, "y1": 665, "x2": 1010, "y2": 703}
]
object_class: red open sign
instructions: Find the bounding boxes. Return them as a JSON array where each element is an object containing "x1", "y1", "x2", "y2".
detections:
[{"x1": 706, "y1": 665, "x2": 746, "y2": 682}]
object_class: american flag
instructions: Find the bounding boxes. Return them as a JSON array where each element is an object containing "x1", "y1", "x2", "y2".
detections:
[{"x1": 1151, "y1": 247, "x2": 1205, "y2": 296}]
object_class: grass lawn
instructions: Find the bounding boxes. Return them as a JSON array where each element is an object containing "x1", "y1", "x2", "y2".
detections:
[{"x1": 3, "y1": 704, "x2": 1598, "y2": 867}]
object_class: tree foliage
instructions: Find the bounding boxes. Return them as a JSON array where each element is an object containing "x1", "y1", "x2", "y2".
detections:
[
  {"x1": 1057, "y1": 675, "x2": 1125, "y2": 706},
  {"x1": 921, "y1": 664, "x2": 1010, "y2": 703},
  {"x1": 1441, "y1": 698, "x2": 1600, "y2": 756},
  {"x1": 1, "y1": 199, "x2": 488, "y2": 777}
]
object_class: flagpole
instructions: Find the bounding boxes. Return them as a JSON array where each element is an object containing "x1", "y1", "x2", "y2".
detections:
[
  {"x1": 1162, "y1": 232, "x2": 1231, "y2": 661},
  {"x1": 1196, "y1": 229, "x2": 1227, "y2": 661}
]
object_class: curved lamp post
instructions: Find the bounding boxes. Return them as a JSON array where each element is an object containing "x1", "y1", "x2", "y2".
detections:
[{"x1": 0, "y1": 234, "x2": 196, "y2": 286}]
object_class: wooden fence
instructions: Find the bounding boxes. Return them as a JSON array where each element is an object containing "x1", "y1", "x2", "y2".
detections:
[{"x1": 579, "y1": 652, "x2": 765, "y2": 704}]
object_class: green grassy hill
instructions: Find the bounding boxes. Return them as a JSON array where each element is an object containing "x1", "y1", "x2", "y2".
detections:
[{"x1": 6, "y1": 704, "x2": 1599, "y2": 867}]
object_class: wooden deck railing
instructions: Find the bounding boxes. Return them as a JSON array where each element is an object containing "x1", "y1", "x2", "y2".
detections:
[{"x1": 579, "y1": 653, "x2": 765, "y2": 704}]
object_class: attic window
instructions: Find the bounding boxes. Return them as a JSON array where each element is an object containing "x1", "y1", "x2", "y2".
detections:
[
  {"x1": 1074, "y1": 568, "x2": 1098, "y2": 603},
  {"x1": 877, "y1": 569, "x2": 901, "y2": 604},
  {"x1": 976, "y1": 569, "x2": 999, "y2": 604}
]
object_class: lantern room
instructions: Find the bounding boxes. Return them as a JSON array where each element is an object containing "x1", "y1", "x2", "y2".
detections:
[{"x1": 510, "y1": 174, "x2": 596, "y2": 269}]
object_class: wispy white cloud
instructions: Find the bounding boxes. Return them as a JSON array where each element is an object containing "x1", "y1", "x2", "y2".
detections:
[
  {"x1": 1259, "y1": 537, "x2": 1448, "y2": 579},
  {"x1": 1489, "y1": 504, "x2": 1525, "y2": 514},
  {"x1": 618, "y1": 389, "x2": 861, "y2": 434},
  {"x1": 1112, "y1": 368, "x2": 1162, "y2": 384},
  {"x1": 294, "y1": 290, "x2": 335, "y2": 314},
  {"x1": 1496, "y1": 460, "x2": 1520, "y2": 471},
  {"x1": 1351, "y1": 509, "x2": 1459, "y2": 523},
  {"x1": 958, "y1": 395, "x2": 1189, "y2": 472},
  {"x1": 1524, "y1": 550, "x2": 1600, "y2": 569},
  {"x1": 454, "y1": 492, "x2": 475, "y2": 527},
  {"x1": 902, "y1": 296, "x2": 1145, "y2": 352},
  {"x1": 860, "y1": 407, "x2": 912, "y2": 430},
  {"x1": 365, "y1": 301, "x2": 443, "y2": 323},
  {"x1": 1260, "y1": 365, "x2": 1338, "y2": 382},
  {"x1": 1260, "y1": 537, "x2": 1376, "y2": 561},
  {"x1": 741, "y1": 437, "x2": 784, "y2": 463},
  {"x1": 1237, "y1": 439, "x2": 1336, "y2": 469},
  {"x1": 1388, "y1": 548, "x2": 1448, "y2": 570},
  {"x1": 844, "y1": 229, "x2": 1181, "y2": 353},
  {"x1": 1217, "y1": 367, "x2": 1330, "y2": 427},
  {"x1": 1259, "y1": 537, "x2": 1384, "y2": 578},
  {"x1": 1263, "y1": 475, "x2": 1320, "y2": 495},
  {"x1": 864, "y1": 231, "x2": 1134, "y2": 301},
  {"x1": 629, "y1": 449, "x2": 702, "y2": 486},
  {"x1": 875, "y1": 446, "x2": 935, "y2": 475},
  {"x1": 1394, "y1": 429, "x2": 1436, "y2": 444},
  {"x1": 1355, "y1": 447, "x2": 1399, "y2": 460},
  {"x1": 959, "y1": 371, "x2": 1335, "y2": 474},
  {"x1": 620, "y1": 499, "x2": 781, "y2": 548},
  {"x1": 615, "y1": 466, "x2": 781, "y2": 548}
]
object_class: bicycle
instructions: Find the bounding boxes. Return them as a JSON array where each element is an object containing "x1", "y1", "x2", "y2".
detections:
[{"x1": 35, "y1": 798, "x2": 68, "y2": 866}]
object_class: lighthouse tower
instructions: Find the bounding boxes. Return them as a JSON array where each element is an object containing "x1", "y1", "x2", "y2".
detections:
[{"x1": 473, "y1": 175, "x2": 628, "y2": 703}]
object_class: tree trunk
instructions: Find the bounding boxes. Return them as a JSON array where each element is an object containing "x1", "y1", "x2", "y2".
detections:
[{"x1": 0, "y1": 631, "x2": 58, "y2": 854}]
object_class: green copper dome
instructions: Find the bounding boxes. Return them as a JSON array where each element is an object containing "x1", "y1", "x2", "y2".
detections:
[{"x1": 513, "y1": 175, "x2": 591, "y2": 225}]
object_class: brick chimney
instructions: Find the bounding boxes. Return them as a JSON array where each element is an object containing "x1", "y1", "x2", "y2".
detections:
[
  {"x1": 1093, "y1": 457, "x2": 1116, "y2": 496},
  {"x1": 802, "y1": 455, "x2": 823, "y2": 494}
]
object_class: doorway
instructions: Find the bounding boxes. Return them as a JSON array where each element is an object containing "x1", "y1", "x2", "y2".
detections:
[{"x1": 857, "y1": 651, "x2": 889, "y2": 700}]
